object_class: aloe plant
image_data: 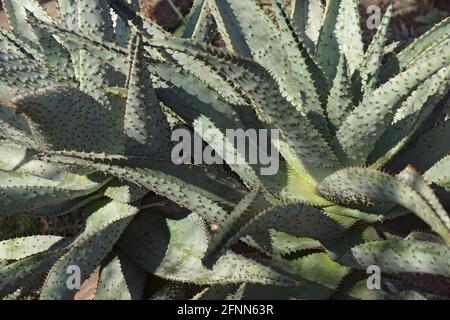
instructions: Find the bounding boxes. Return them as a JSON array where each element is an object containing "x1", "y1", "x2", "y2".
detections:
[{"x1": 0, "y1": 0, "x2": 449, "y2": 300}]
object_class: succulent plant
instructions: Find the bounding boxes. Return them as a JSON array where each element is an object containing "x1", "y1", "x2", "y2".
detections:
[{"x1": 0, "y1": 0, "x2": 449, "y2": 300}]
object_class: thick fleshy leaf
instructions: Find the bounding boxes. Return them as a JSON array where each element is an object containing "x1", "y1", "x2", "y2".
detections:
[
  {"x1": 95, "y1": 251, "x2": 146, "y2": 300},
  {"x1": 124, "y1": 34, "x2": 171, "y2": 157},
  {"x1": 288, "y1": 253, "x2": 350, "y2": 290},
  {"x1": 0, "y1": 143, "x2": 66, "y2": 180},
  {"x1": 211, "y1": 0, "x2": 320, "y2": 116},
  {"x1": 78, "y1": 0, "x2": 115, "y2": 104},
  {"x1": 315, "y1": 0, "x2": 342, "y2": 81},
  {"x1": 334, "y1": 0, "x2": 364, "y2": 75},
  {"x1": 369, "y1": 66, "x2": 450, "y2": 168},
  {"x1": 207, "y1": 0, "x2": 252, "y2": 57},
  {"x1": 144, "y1": 38, "x2": 339, "y2": 181},
  {"x1": 112, "y1": 0, "x2": 139, "y2": 47},
  {"x1": 2, "y1": 0, "x2": 51, "y2": 50},
  {"x1": 270, "y1": 0, "x2": 328, "y2": 135},
  {"x1": 358, "y1": 4, "x2": 393, "y2": 94},
  {"x1": 397, "y1": 166, "x2": 449, "y2": 233},
  {"x1": 0, "y1": 104, "x2": 35, "y2": 149},
  {"x1": 424, "y1": 155, "x2": 450, "y2": 191},
  {"x1": 0, "y1": 236, "x2": 67, "y2": 260},
  {"x1": 40, "y1": 200, "x2": 139, "y2": 300},
  {"x1": 42, "y1": 153, "x2": 239, "y2": 224},
  {"x1": 291, "y1": 0, "x2": 325, "y2": 52},
  {"x1": 183, "y1": 0, "x2": 215, "y2": 42},
  {"x1": 396, "y1": 16, "x2": 450, "y2": 69},
  {"x1": 350, "y1": 278, "x2": 446, "y2": 300},
  {"x1": 0, "y1": 170, "x2": 108, "y2": 217},
  {"x1": 108, "y1": 0, "x2": 166, "y2": 36},
  {"x1": 335, "y1": 53, "x2": 450, "y2": 165},
  {"x1": 3, "y1": 1, "x2": 73, "y2": 80},
  {"x1": 341, "y1": 240, "x2": 450, "y2": 277},
  {"x1": 118, "y1": 212, "x2": 300, "y2": 286},
  {"x1": 11, "y1": 86, "x2": 124, "y2": 153},
  {"x1": 318, "y1": 168, "x2": 450, "y2": 244},
  {"x1": 242, "y1": 204, "x2": 346, "y2": 254},
  {"x1": 326, "y1": 55, "x2": 353, "y2": 132},
  {"x1": 0, "y1": 250, "x2": 63, "y2": 298},
  {"x1": 57, "y1": 0, "x2": 79, "y2": 30},
  {"x1": 393, "y1": 119, "x2": 450, "y2": 172},
  {"x1": 203, "y1": 187, "x2": 264, "y2": 269},
  {"x1": 0, "y1": 51, "x2": 55, "y2": 93}
]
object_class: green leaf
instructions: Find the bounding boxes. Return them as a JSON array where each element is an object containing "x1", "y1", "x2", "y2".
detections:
[
  {"x1": 22, "y1": 11, "x2": 74, "y2": 81},
  {"x1": 3, "y1": 1, "x2": 73, "y2": 81},
  {"x1": 0, "y1": 235, "x2": 66, "y2": 260},
  {"x1": 150, "y1": 283, "x2": 192, "y2": 300},
  {"x1": 334, "y1": 0, "x2": 364, "y2": 75},
  {"x1": 112, "y1": 0, "x2": 139, "y2": 47},
  {"x1": 56, "y1": 0, "x2": 80, "y2": 77},
  {"x1": 292, "y1": 0, "x2": 325, "y2": 52},
  {"x1": 335, "y1": 53, "x2": 450, "y2": 165},
  {"x1": 147, "y1": 38, "x2": 248, "y2": 107},
  {"x1": 40, "y1": 200, "x2": 139, "y2": 300},
  {"x1": 269, "y1": 231, "x2": 322, "y2": 257},
  {"x1": 207, "y1": 0, "x2": 252, "y2": 57},
  {"x1": 0, "y1": 51, "x2": 55, "y2": 93},
  {"x1": 322, "y1": 205, "x2": 383, "y2": 224},
  {"x1": 12, "y1": 86, "x2": 124, "y2": 154},
  {"x1": 288, "y1": 253, "x2": 350, "y2": 290},
  {"x1": 397, "y1": 166, "x2": 449, "y2": 234},
  {"x1": 124, "y1": 34, "x2": 171, "y2": 158},
  {"x1": 424, "y1": 155, "x2": 450, "y2": 191},
  {"x1": 43, "y1": 154, "x2": 234, "y2": 224},
  {"x1": 358, "y1": 4, "x2": 393, "y2": 94},
  {"x1": 318, "y1": 168, "x2": 450, "y2": 244},
  {"x1": 0, "y1": 104, "x2": 35, "y2": 149},
  {"x1": 406, "y1": 231, "x2": 445, "y2": 244},
  {"x1": 183, "y1": 0, "x2": 215, "y2": 42},
  {"x1": 193, "y1": 284, "x2": 245, "y2": 300},
  {"x1": 0, "y1": 170, "x2": 108, "y2": 217},
  {"x1": 341, "y1": 240, "x2": 450, "y2": 277},
  {"x1": 315, "y1": 0, "x2": 341, "y2": 81},
  {"x1": 0, "y1": 24, "x2": 37, "y2": 57},
  {"x1": 349, "y1": 278, "x2": 445, "y2": 300},
  {"x1": 118, "y1": 212, "x2": 300, "y2": 286},
  {"x1": 326, "y1": 55, "x2": 353, "y2": 132},
  {"x1": 0, "y1": 250, "x2": 63, "y2": 298},
  {"x1": 31, "y1": 14, "x2": 129, "y2": 74},
  {"x1": 394, "y1": 119, "x2": 450, "y2": 172},
  {"x1": 242, "y1": 204, "x2": 346, "y2": 254},
  {"x1": 270, "y1": 0, "x2": 329, "y2": 137},
  {"x1": 95, "y1": 251, "x2": 146, "y2": 300},
  {"x1": 2, "y1": 0, "x2": 50, "y2": 51},
  {"x1": 203, "y1": 186, "x2": 264, "y2": 269},
  {"x1": 104, "y1": 183, "x2": 148, "y2": 204},
  {"x1": 108, "y1": 0, "x2": 169, "y2": 39},
  {"x1": 57, "y1": 0, "x2": 78, "y2": 30},
  {"x1": 369, "y1": 66, "x2": 450, "y2": 168},
  {"x1": 0, "y1": 143, "x2": 66, "y2": 180},
  {"x1": 33, "y1": 18, "x2": 251, "y2": 145},
  {"x1": 78, "y1": 0, "x2": 115, "y2": 104},
  {"x1": 192, "y1": 285, "x2": 238, "y2": 300},
  {"x1": 214, "y1": 0, "x2": 319, "y2": 114},
  {"x1": 188, "y1": 49, "x2": 339, "y2": 179},
  {"x1": 396, "y1": 16, "x2": 450, "y2": 69}
]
